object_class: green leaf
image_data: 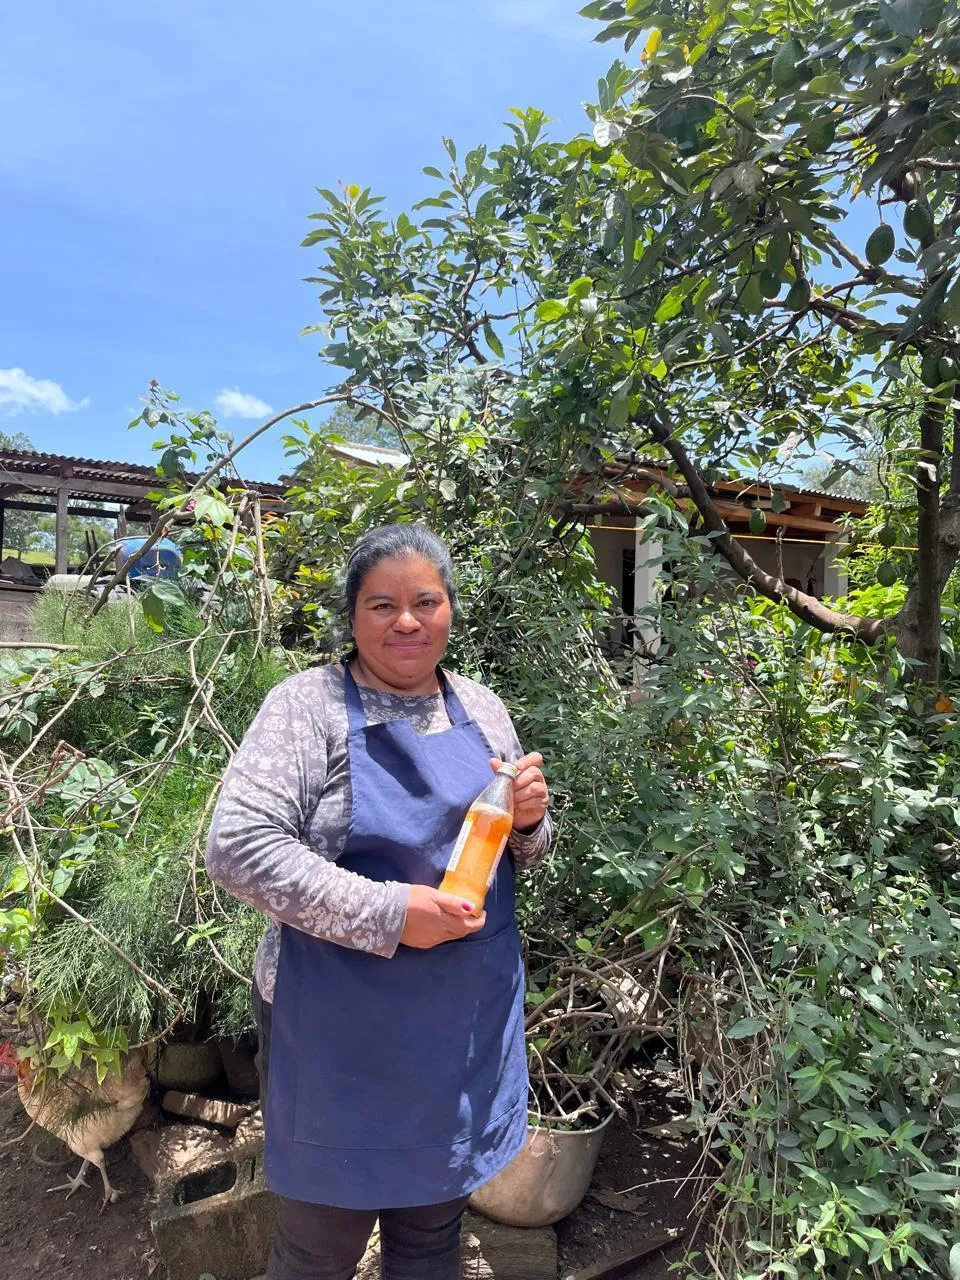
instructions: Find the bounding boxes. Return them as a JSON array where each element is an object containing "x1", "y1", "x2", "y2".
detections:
[
  {"x1": 194, "y1": 494, "x2": 232, "y2": 527},
  {"x1": 594, "y1": 118, "x2": 623, "y2": 147},
  {"x1": 848, "y1": 1185, "x2": 892, "y2": 1214},
  {"x1": 919, "y1": 236, "x2": 960, "y2": 276},
  {"x1": 483, "y1": 324, "x2": 504, "y2": 360},
  {"x1": 655, "y1": 286, "x2": 687, "y2": 324},
  {"x1": 905, "y1": 1171, "x2": 960, "y2": 1191},
  {"x1": 158, "y1": 447, "x2": 184, "y2": 478},
  {"x1": 140, "y1": 580, "x2": 187, "y2": 633},
  {"x1": 537, "y1": 299, "x2": 568, "y2": 323},
  {"x1": 727, "y1": 1018, "x2": 766, "y2": 1039},
  {"x1": 948, "y1": 1242, "x2": 960, "y2": 1280},
  {"x1": 896, "y1": 271, "x2": 954, "y2": 343},
  {"x1": 622, "y1": 200, "x2": 636, "y2": 277},
  {"x1": 878, "y1": 0, "x2": 927, "y2": 37},
  {"x1": 607, "y1": 377, "x2": 633, "y2": 428},
  {"x1": 776, "y1": 196, "x2": 818, "y2": 240}
]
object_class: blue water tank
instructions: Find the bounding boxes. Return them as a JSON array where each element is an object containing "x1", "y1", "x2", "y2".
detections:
[{"x1": 114, "y1": 536, "x2": 183, "y2": 580}]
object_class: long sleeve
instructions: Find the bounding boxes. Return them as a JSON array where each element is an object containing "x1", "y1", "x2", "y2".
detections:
[{"x1": 205, "y1": 678, "x2": 408, "y2": 958}]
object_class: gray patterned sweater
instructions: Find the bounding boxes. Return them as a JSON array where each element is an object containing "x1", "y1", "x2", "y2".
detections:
[{"x1": 205, "y1": 663, "x2": 553, "y2": 1002}]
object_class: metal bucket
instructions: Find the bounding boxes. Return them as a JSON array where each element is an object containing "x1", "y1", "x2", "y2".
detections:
[{"x1": 469, "y1": 1113, "x2": 612, "y2": 1227}]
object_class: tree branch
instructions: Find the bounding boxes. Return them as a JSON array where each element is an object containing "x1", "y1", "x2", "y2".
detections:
[
  {"x1": 820, "y1": 231, "x2": 925, "y2": 298},
  {"x1": 914, "y1": 157, "x2": 960, "y2": 172},
  {"x1": 90, "y1": 394, "x2": 351, "y2": 615},
  {"x1": 644, "y1": 414, "x2": 885, "y2": 643},
  {"x1": 556, "y1": 501, "x2": 654, "y2": 521}
]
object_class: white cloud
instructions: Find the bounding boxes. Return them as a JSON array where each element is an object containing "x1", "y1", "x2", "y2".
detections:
[
  {"x1": 0, "y1": 368, "x2": 89, "y2": 416},
  {"x1": 214, "y1": 388, "x2": 275, "y2": 420}
]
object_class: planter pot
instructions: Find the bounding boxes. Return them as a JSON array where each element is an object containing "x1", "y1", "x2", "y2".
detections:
[
  {"x1": 469, "y1": 1113, "x2": 612, "y2": 1227},
  {"x1": 157, "y1": 1041, "x2": 223, "y2": 1093}
]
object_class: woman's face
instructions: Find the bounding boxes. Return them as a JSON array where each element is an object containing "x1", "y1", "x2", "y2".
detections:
[{"x1": 351, "y1": 553, "x2": 452, "y2": 691}]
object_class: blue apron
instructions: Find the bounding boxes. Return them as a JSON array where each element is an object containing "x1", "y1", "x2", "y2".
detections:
[{"x1": 264, "y1": 661, "x2": 529, "y2": 1208}]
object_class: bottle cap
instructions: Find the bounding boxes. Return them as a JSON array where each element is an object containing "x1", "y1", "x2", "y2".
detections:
[{"x1": 498, "y1": 761, "x2": 518, "y2": 779}]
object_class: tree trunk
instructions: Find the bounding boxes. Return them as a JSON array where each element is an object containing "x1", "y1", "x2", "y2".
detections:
[{"x1": 897, "y1": 400, "x2": 944, "y2": 683}]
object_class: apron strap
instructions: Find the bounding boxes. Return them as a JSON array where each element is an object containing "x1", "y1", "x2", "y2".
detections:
[
  {"x1": 437, "y1": 669, "x2": 471, "y2": 727},
  {"x1": 341, "y1": 657, "x2": 472, "y2": 731}
]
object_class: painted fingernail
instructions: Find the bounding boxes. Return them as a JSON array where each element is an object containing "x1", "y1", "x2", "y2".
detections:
[{"x1": 462, "y1": 902, "x2": 474, "y2": 912}]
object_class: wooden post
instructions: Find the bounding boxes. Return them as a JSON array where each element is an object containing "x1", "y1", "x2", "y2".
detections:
[
  {"x1": 55, "y1": 481, "x2": 70, "y2": 574},
  {"x1": 0, "y1": 498, "x2": 5, "y2": 558},
  {"x1": 117, "y1": 506, "x2": 128, "y2": 538}
]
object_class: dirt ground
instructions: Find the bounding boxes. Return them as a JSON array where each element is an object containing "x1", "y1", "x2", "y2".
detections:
[
  {"x1": 0, "y1": 1072, "x2": 702, "y2": 1280},
  {"x1": 0, "y1": 1091, "x2": 162, "y2": 1280},
  {"x1": 556, "y1": 1071, "x2": 704, "y2": 1280}
]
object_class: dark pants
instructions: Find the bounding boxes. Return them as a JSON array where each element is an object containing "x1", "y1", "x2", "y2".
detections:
[{"x1": 254, "y1": 985, "x2": 468, "y2": 1280}]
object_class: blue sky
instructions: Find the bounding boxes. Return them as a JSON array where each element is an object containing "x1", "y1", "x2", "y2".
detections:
[{"x1": 0, "y1": 1, "x2": 612, "y2": 481}]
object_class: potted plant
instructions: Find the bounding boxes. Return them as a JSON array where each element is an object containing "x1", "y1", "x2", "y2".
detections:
[{"x1": 470, "y1": 915, "x2": 673, "y2": 1227}]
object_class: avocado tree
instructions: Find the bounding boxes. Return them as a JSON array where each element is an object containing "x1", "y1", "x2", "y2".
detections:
[
  {"x1": 303, "y1": 0, "x2": 960, "y2": 684},
  {"x1": 576, "y1": 0, "x2": 960, "y2": 688}
]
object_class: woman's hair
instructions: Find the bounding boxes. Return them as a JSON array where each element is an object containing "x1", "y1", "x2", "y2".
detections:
[{"x1": 345, "y1": 524, "x2": 456, "y2": 617}]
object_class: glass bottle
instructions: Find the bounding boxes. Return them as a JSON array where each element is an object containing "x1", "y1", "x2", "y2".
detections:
[{"x1": 439, "y1": 762, "x2": 516, "y2": 916}]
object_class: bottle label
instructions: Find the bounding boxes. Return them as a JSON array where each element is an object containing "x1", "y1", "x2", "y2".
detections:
[
  {"x1": 485, "y1": 836, "x2": 510, "y2": 887},
  {"x1": 445, "y1": 816, "x2": 473, "y2": 874}
]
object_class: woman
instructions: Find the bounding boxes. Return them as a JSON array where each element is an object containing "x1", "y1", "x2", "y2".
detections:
[{"x1": 206, "y1": 525, "x2": 551, "y2": 1280}]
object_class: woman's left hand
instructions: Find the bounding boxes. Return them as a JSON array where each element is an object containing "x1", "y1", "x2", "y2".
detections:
[{"x1": 491, "y1": 753, "x2": 549, "y2": 833}]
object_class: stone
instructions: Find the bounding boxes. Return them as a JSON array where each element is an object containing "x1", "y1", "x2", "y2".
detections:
[
  {"x1": 130, "y1": 1124, "x2": 232, "y2": 1188},
  {"x1": 234, "y1": 1108, "x2": 265, "y2": 1147},
  {"x1": 156, "y1": 1040, "x2": 223, "y2": 1092},
  {"x1": 151, "y1": 1141, "x2": 275, "y2": 1280},
  {"x1": 161, "y1": 1089, "x2": 253, "y2": 1131},
  {"x1": 358, "y1": 1212, "x2": 556, "y2": 1280}
]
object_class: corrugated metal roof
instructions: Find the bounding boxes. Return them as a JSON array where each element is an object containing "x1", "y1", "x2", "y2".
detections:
[
  {"x1": 781, "y1": 483, "x2": 870, "y2": 505},
  {"x1": 0, "y1": 450, "x2": 285, "y2": 497},
  {"x1": 327, "y1": 442, "x2": 409, "y2": 469},
  {"x1": 605, "y1": 456, "x2": 869, "y2": 511}
]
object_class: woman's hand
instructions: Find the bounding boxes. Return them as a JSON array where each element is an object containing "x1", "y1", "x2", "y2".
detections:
[
  {"x1": 492, "y1": 752, "x2": 549, "y2": 833},
  {"x1": 400, "y1": 885, "x2": 488, "y2": 949}
]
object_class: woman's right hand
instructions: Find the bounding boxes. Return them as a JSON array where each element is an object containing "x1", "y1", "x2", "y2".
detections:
[{"x1": 400, "y1": 885, "x2": 487, "y2": 949}]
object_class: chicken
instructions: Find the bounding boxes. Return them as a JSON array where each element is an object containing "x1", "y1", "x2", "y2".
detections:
[{"x1": 0, "y1": 1042, "x2": 148, "y2": 1211}]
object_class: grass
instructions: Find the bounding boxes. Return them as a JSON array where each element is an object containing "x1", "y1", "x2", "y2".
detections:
[{"x1": 1, "y1": 547, "x2": 53, "y2": 566}]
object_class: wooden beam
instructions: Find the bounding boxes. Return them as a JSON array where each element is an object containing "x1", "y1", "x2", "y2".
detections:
[
  {"x1": 563, "y1": 1229, "x2": 684, "y2": 1279},
  {"x1": 713, "y1": 500, "x2": 836, "y2": 536},
  {"x1": 2, "y1": 499, "x2": 129, "y2": 519},
  {"x1": 789, "y1": 501, "x2": 822, "y2": 519},
  {"x1": 55, "y1": 483, "x2": 69, "y2": 574},
  {"x1": 40, "y1": 479, "x2": 161, "y2": 501}
]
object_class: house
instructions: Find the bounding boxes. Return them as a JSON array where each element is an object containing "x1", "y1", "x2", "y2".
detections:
[
  {"x1": 0, "y1": 450, "x2": 285, "y2": 640},
  {"x1": 586, "y1": 466, "x2": 867, "y2": 651}
]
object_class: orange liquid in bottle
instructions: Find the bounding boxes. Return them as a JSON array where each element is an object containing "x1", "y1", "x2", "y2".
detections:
[{"x1": 440, "y1": 802, "x2": 513, "y2": 916}]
